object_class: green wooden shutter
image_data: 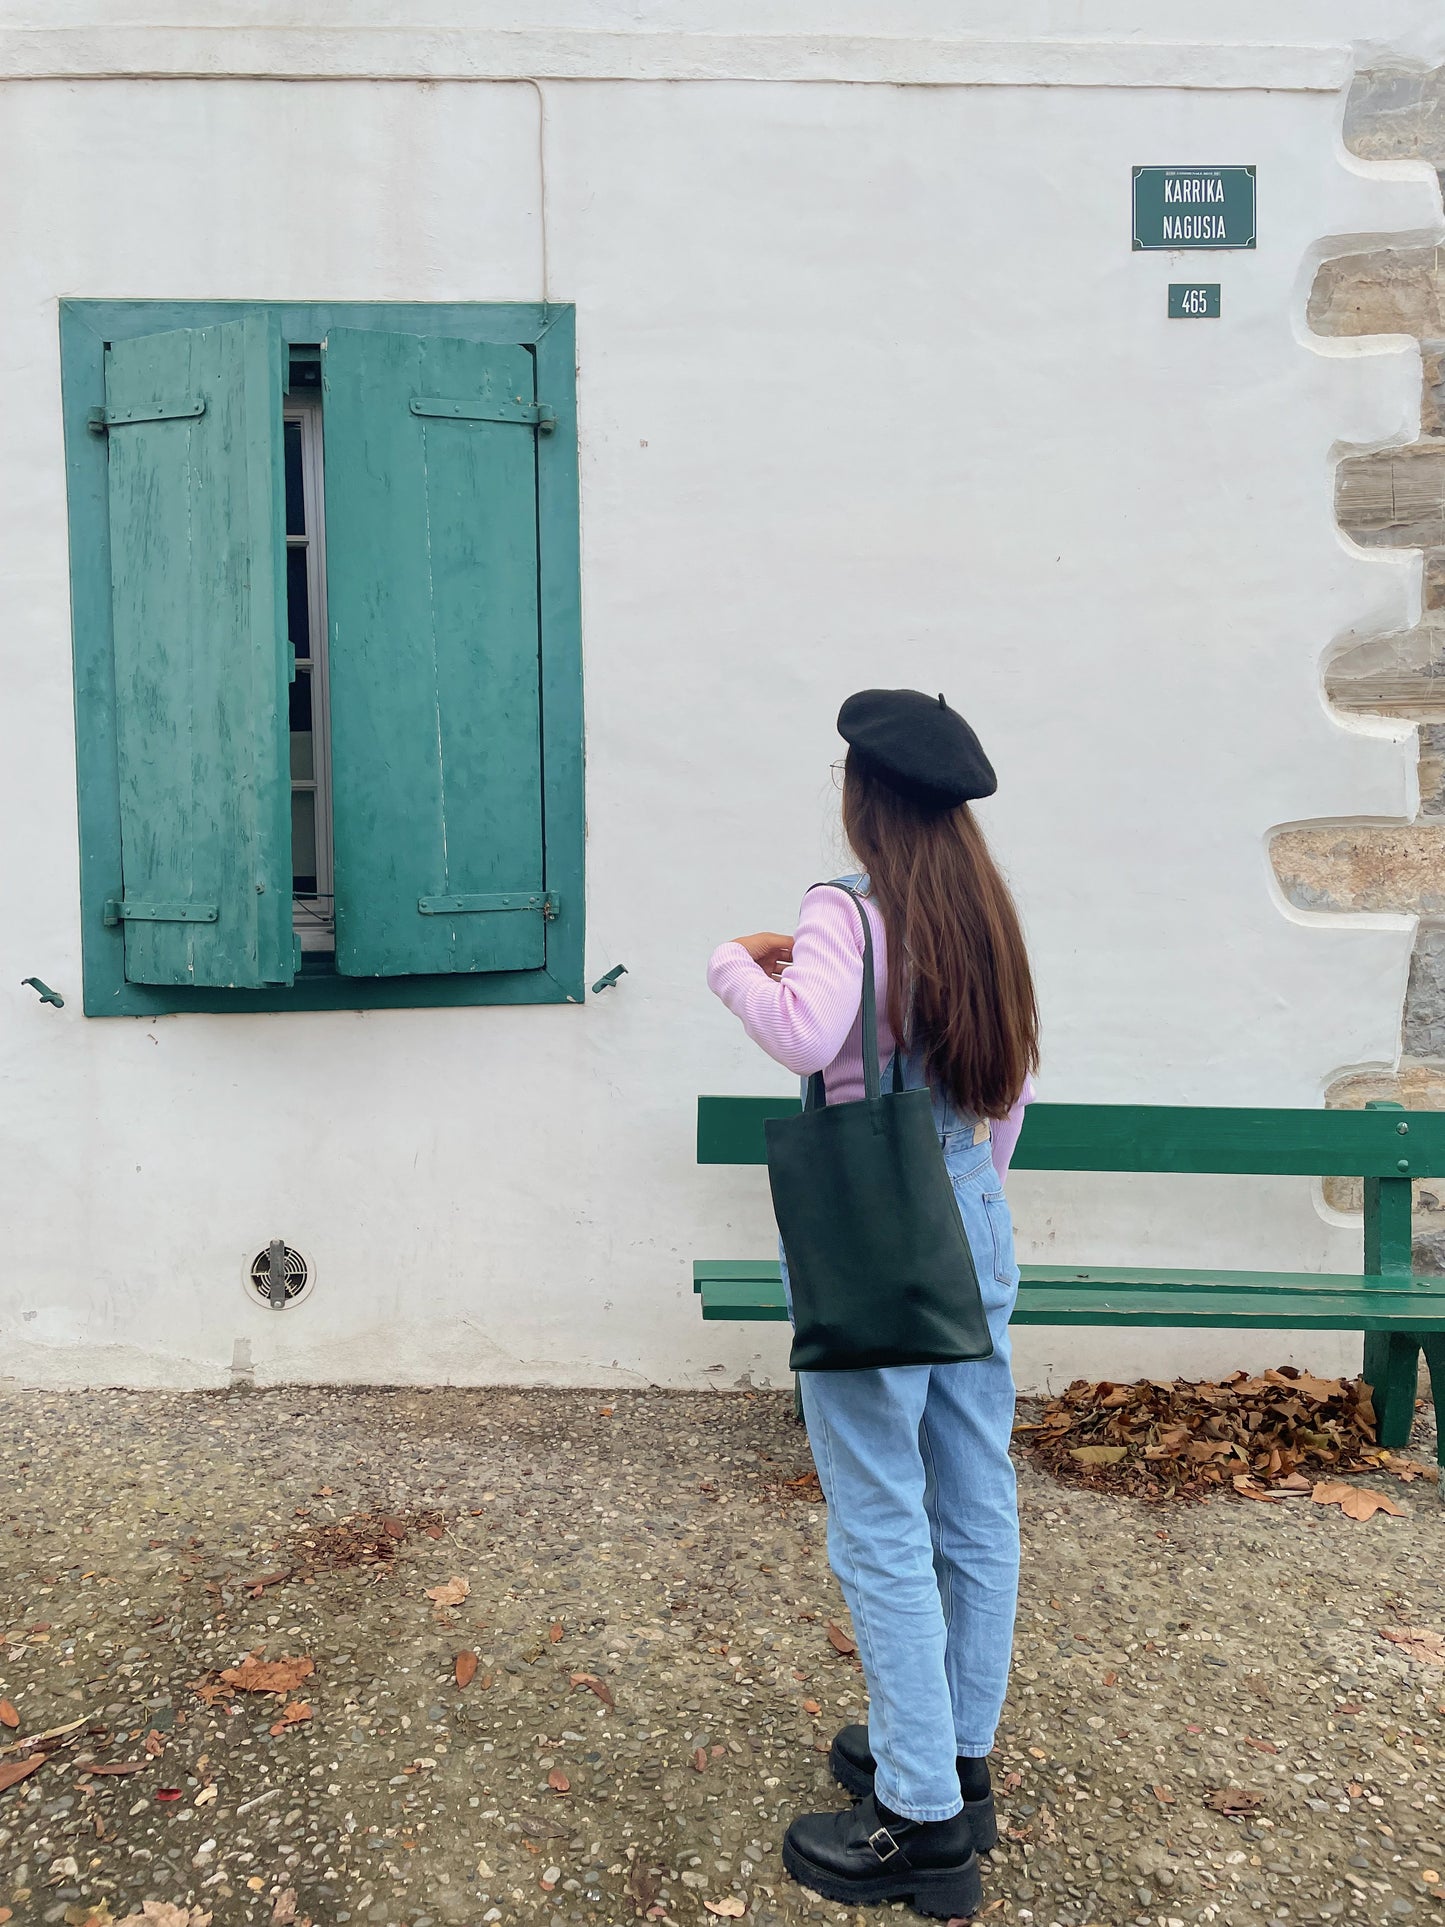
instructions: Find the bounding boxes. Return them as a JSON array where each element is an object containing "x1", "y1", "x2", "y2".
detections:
[
  {"x1": 103, "y1": 316, "x2": 293, "y2": 988},
  {"x1": 321, "y1": 328, "x2": 546, "y2": 977}
]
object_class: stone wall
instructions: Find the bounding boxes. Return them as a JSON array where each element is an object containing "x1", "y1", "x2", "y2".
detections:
[{"x1": 1291, "y1": 63, "x2": 1445, "y2": 1259}]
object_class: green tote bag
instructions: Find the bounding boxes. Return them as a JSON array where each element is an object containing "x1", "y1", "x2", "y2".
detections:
[{"x1": 765, "y1": 883, "x2": 995, "y2": 1373}]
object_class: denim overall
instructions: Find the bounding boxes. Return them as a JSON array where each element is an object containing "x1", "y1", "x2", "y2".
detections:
[{"x1": 780, "y1": 1043, "x2": 1022, "y2": 1822}]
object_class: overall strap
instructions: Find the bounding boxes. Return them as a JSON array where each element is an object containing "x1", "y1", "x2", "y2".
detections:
[{"x1": 802, "y1": 882, "x2": 902, "y2": 1108}]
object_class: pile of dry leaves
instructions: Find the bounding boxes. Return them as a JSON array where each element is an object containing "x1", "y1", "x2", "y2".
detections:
[{"x1": 1016, "y1": 1367, "x2": 1436, "y2": 1504}]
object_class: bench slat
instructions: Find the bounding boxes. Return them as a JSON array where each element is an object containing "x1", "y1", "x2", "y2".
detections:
[
  {"x1": 697, "y1": 1097, "x2": 1445, "y2": 1178},
  {"x1": 693, "y1": 1261, "x2": 1445, "y2": 1332}
]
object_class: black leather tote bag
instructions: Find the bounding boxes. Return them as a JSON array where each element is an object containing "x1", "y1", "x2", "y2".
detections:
[{"x1": 765, "y1": 883, "x2": 994, "y2": 1372}]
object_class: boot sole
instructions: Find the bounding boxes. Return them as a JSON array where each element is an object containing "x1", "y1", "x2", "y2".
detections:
[
  {"x1": 782, "y1": 1833, "x2": 983, "y2": 1919},
  {"x1": 829, "y1": 1743, "x2": 999, "y2": 1854}
]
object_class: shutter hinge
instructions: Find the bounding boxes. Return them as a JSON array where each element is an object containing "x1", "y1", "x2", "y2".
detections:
[
  {"x1": 104, "y1": 898, "x2": 219, "y2": 927},
  {"x1": 88, "y1": 399, "x2": 206, "y2": 435},
  {"x1": 417, "y1": 891, "x2": 559, "y2": 919},
  {"x1": 410, "y1": 395, "x2": 556, "y2": 434}
]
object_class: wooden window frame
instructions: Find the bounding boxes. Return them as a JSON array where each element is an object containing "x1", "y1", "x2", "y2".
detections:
[{"x1": 60, "y1": 300, "x2": 584, "y2": 1017}]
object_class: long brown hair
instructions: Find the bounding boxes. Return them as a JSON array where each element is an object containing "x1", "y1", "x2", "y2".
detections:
[{"x1": 842, "y1": 754, "x2": 1039, "y2": 1119}]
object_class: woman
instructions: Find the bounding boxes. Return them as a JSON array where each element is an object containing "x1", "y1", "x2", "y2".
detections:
[{"x1": 706, "y1": 688, "x2": 1038, "y2": 1919}]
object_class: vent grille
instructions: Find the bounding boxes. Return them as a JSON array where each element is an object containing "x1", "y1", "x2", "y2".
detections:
[{"x1": 246, "y1": 1244, "x2": 311, "y2": 1308}]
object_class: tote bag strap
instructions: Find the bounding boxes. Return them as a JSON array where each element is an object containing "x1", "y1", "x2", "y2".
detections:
[{"x1": 802, "y1": 882, "x2": 904, "y2": 1109}]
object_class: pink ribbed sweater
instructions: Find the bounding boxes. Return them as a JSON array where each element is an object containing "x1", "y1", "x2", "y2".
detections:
[{"x1": 707, "y1": 887, "x2": 1031, "y2": 1183}]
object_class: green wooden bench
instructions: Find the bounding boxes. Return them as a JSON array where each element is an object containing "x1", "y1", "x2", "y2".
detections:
[{"x1": 695, "y1": 1097, "x2": 1445, "y2": 1463}]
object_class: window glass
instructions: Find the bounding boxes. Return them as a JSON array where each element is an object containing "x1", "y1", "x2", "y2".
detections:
[{"x1": 283, "y1": 419, "x2": 305, "y2": 537}]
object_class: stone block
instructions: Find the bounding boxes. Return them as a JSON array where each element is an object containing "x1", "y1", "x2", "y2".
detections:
[
  {"x1": 1326, "y1": 617, "x2": 1445, "y2": 717},
  {"x1": 1417, "y1": 725, "x2": 1445, "y2": 818},
  {"x1": 1404, "y1": 920, "x2": 1445, "y2": 1057},
  {"x1": 1309, "y1": 246, "x2": 1445, "y2": 342},
  {"x1": 1424, "y1": 342, "x2": 1445, "y2": 438},
  {"x1": 1337, "y1": 445, "x2": 1445, "y2": 549},
  {"x1": 1324, "y1": 1062, "x2": 1445, "y2": 1226},
  {"x1": 1343, "y1": 65, "x2": 1445, "y2": 168},
  {"x1": 1270, "y1": 821, "x2": 1445, "y2": 915}
]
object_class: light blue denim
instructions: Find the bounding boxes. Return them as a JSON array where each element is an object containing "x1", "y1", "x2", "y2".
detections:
[{"x1": 780, "y1": 1054, "x2": 1021, "y2": 1823}]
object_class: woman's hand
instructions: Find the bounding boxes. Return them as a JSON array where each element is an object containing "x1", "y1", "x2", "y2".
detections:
[{"x1": 733, "y1": 932, "x2": 794, "y2": 980}]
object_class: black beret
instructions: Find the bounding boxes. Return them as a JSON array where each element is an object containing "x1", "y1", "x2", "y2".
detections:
[{"x1": 837, "y1": 688, "x2": 997, "y2": 808}]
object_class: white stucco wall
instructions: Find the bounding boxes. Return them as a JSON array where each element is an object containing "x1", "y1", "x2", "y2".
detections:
[{"x1": 2, "y1": 5, "x2": 1443, "y2": 1390}]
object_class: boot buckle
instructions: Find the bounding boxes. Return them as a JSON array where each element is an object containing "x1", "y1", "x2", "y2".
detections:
[{"x1": 867, "y1": 1825, "x2": 901, "y2": 1862}]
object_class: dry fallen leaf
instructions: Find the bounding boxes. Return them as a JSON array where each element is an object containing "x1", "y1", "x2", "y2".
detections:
[
  {"x1": 455, "y1": 1651, "x2": 478, "y2": 1690},
  {"x1": 0, "y1": 1753, "x2": 47, "y2": 1794},
  {"x1": 268, "y1": 1702, "x2": 311, "y2": 1737},
  {"x1": 1242, "y1": 1737, "x2": 1279, "y2": 1755},
  {"x1": 570, "y1": 1672, "x2": 614, "y2": 1710},
  {"x1": 1022, "y1": 1368, "x2": 1382, "y2": 1502},
  {"x1": 271, "y1": 1892, "x2": 298, "y2": 1925},
  {"x1": 704, "y1": 1901, "x2": 747, "y2": 1919},
  {"x1": 197, "y1": 1654, "x2": 314, "y2": 1700},
  {"x1": 194, "y1": 1783, "x2": 218, "y2": 1807},
  {"x1": 626, "y1": 1864, "x2": 662, "y2": 1913},
  {"x1": 1379, "y1": 1627, "x2": 1445, "y2": 1667},
  {"x1": 83, "y1": 1761, "x2": 149, "y2": 1777},
  {"x1": 425, "y1": 1577, "x2": 470, "y2": 1609},
  {"x1": 1232, "y1": 1475, "x2": 1283, "y2": 1504},
  {"x1": 547, "y1": 1768, "x2": 571, "y2": 1793},
  {"x1": 549, "y1": 1623, "x2": 565, "y2": 1642},
  {"x1": 0, "y1": 1701, "x2": 17, "y2": 1730},
  {"x1": 826, "y1": 1622, "x2": 857, "y2": 1656},
  {"x1": 143, "y1": 1730, "x2": 165, "y2": 1756},
  {"x1": 1312, "y1": 1482, "x2": 1404, "y2": 1522},
  {"x1": 1151, "y1": 1784, "x2": 1175, "y2": 1804},
  {"x1": 1205, "y1": 1787, "x2": 1265, "y2": 1814}
]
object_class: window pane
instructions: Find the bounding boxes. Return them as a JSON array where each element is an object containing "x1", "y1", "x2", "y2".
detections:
[
  {"x1": 286, "y1": 546, "x2": 311, "y2": 655},
  {"x1": 284, "y1": 419, "x2": 305, "y2": 536},
  {"x1": 289, "y1": 665, "x2": 313, "y2": 732},
  {"x1": 290, "y1": 731, "x2": 315, "y2": 781},
  {"x1": 292, "y1": 787, "x2": 318, "y2": 893}
]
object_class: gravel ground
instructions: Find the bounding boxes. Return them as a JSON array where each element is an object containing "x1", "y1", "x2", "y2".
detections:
[{"x1": 1, "y1": 1381, "x2": 1443, "y2": 1927}]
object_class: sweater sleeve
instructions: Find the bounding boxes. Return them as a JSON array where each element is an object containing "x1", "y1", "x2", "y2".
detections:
[
  {"x1": 989, "y1": 1075, "x2": 1035, "y2": 1185},
  {"x1": 706, "y1": 890, "x2": 867, "y2": 1077}
]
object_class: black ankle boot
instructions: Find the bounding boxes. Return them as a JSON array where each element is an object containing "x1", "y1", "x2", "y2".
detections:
[
  {"x1": 783, "y1": 1790, "x2": 983, "y2": 1918},
  {"x1": 829, "y1": 1724, "x2": 999, "y2": 1852}
]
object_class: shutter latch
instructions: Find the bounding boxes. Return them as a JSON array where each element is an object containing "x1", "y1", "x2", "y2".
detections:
[
  {"x1": 88, "y1": 399, "x2": 207, "y2": 435},
  {"x1": 410, "y1": 395, "x2": 556, "y2": 435},
  {"x1": 417, "y1": 891, "x2": 559, "y2": 919},
  {"x1": 104, "y1": 898, "x2": 219, "y2": 927}
]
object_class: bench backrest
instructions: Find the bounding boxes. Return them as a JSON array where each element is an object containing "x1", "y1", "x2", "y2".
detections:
[{"x1": 697, "y1": 1097, "x2": 1445, "y2": 1178}]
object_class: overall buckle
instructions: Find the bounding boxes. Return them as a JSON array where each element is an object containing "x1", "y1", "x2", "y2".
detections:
[{"x1": 867, "y1": 1825, "x2": 901, "y2": 1862}]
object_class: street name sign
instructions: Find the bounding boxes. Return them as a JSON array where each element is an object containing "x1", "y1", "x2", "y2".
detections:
[{"x1": 1133, "y1": 166, "x2": 1256, "y2": 250}]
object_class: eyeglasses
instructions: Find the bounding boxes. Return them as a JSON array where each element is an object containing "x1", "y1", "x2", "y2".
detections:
[{"x1": 830, "y1": 758, "x2": 847, "y2": 789}]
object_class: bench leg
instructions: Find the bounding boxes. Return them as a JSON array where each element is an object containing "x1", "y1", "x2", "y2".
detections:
[
  {"x1": 1363, "y1": 1331, "x2": 1422, "y2": 1450},
  {"x1": 1419, "y1": 1333, "x2": 1445, "y2": 1478},
  {"x1": 793, "y1": 1377, "x2": 804, "y2": 1425}
]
